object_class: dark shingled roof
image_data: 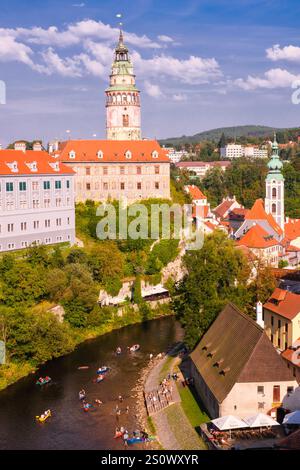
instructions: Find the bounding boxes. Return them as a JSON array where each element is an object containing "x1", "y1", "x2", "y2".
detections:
[{"x1": 190, "y1": 303, "x2": 295, "y2": 403}]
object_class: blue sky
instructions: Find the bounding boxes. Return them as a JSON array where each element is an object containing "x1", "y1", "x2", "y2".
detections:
[{"x1": 1, "y1": 0, "x2": 300, "y2": 146}]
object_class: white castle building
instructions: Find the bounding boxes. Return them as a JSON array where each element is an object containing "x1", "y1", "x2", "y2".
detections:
[{"x1": 0, "y1": 143, "x2": 75, "y2": 252}]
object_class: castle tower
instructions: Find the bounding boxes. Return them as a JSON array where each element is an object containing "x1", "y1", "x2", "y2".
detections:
[
  {"x1": 106, "y1": 30, "x2": 141, "y2": 140},
  {"x1": 265, "y1": 134, "x2": 285, "y2": 230}
]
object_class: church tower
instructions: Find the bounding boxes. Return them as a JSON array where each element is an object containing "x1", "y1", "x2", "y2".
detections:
[
  {"x1": 265, "y1": 134, "x2": 285, "y2": 230},
  {"x1": 106, "y1": 30, "x2": 141, "y2": 140}
]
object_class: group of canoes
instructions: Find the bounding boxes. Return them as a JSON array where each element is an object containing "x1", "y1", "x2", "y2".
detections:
[
  {"x1": 114, "y1": 427, "x2": 155, "y2": 445},
  {"x1": 36, "y1": 376, "x2": 51, "y2": 386},
  {"x1": 115, "y1": 344, "x2": 140, "y2": 355}
]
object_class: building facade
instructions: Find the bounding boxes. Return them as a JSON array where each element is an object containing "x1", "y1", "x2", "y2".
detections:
[
  {"x1": 51, "y1": 140, "x2": 170, "y2": 203},
  {"x1": 106, "y1": 30, "x2": 141, "y2": 141},
  {"x1": 221, "y1": 144, "x2": 268, "y2": 159},
  {"x1": 190, "y1": 303, "x2": 297, "y2": 419},
  {"x1": 0, "y1": 145, "x2": 75, "y2": 252},
  {"x1": 176, "y1": 161, "x2": 231, "y2": 179}
]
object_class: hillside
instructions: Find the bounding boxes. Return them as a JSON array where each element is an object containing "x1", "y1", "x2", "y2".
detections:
[{"x1": 159, "y1": 125, "x2": 300, "y2": 146}]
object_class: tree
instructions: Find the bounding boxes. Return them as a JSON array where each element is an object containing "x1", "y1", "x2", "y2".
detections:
[{"x1": 172, "y1": 231, "x2": 251, "y2": 349}]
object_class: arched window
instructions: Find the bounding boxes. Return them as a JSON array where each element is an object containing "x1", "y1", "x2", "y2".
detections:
[
  {"x1": 69, "y1": 150, "x2": 76, "y2": 159},
  {"x1": 97, "y1": 150, "x2": 103, "y2": 159},
  {"x1": 272, "y1": 203, "x2": 276, "y2": 214},
  {"x1": 125, "y1": 150, "x2": 132, "y2": 159},
  {"x1": 123, "y1": 115, "x2": 129, "y2": 127},
  {"x1": 272, "y1": 187, "x2": 277, "y2": 198},
  {"x1": 152, "y1": 150, "x2": 159, "y2": 159}
]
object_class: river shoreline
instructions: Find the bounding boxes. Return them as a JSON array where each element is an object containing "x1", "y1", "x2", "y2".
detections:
[{"x1": 0, "y1": 307, "x2": 174, "y2": 393}]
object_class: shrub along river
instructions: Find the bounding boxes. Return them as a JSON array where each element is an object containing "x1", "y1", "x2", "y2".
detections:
[{"x1": 0, "y1": 316, "x2": 182, "y2": 450}]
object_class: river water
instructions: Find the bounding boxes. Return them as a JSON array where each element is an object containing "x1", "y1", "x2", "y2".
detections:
[{"x1": 0, "y1": 317, "x2": 182, "y2": 450}]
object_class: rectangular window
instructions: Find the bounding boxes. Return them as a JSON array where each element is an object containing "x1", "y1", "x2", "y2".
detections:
[
  {"x1": 86, "y1": 167, "x2": 91, "y2": 176},
  {"x1": 19, "y1": 182, "x2": 27, "y2": 191},
  {"x1": 56, "y1": 218, "x2": 62, "y2": 227},
  {"x1": 271, "y1": 316, "x2": 274, "y2": 326},
  {"x1": 34, "y1": 221, "x2": 40, "y2": 229},
  {"x1": 120, "y1": 166, "x2": 125, "y2": 175},
  {"x1": 45, "y1": 220, "x2": 50, "y2": 228},
  {"x1": 44, "y1": 199, "x2": 50, "y2": 208},
  {"x1": 273, "y1": 385, "x2": 280, "y2": 403},
  {"x1": 136, "y1": 166, "x2": 142, "y2": 175},
  {"x1": 43, "y1": 181, "x2": 50, "y2": 190},
  {"x1": 66, "y1": 180, "x2": 70, "y2": 189},
  {"x1": 278, "y1": 320, "x2": 281, "y2": 329},
  {"x1": 103, "y1": 167, "x2": 108, "y2": 176},
  {"x1": 155, "y1": 166, "x2": 160, "y2": 175},
  {"x1": 287, "y1": 386, "x2": 294, "y2": 395},
  {"x1": 8, "y1": 223, "x2": 14, "y2": 233},
  {"x1": 257, "y1": 386, "x2": 264, "y2": 395},
  {"x1": 21, "y1": 222, "x2": 27, "y2": 231},
  {"x1": 137, "y1": 182, "x2": 142, "y2": 190},
  {"x1": 6, "y1": 182, "x2": 13, "y2": 192},
  {"x1": 56, "y1": 198, "x2": 62, "y2": 207},
  {"x1": 86, "y1": 183, "x2": 91, "y2": 191},
  {"x1": 32, "y1": 182, "x2": 39, "y2": 191},
  {"x1": 120, "y1": 183, "x2": 125, "y2": 190},
  {"x1": 103, "y1": 182, "x2": 108, "y2": 190},
  {"x1": 33, "y1": 200, "x2": 40, "y2": 209},
  {"x1": 55, "y1": 181, "x2": 62, "y2": 190},
  {"x1": 155, "y1": 182, "x2": 160, "y2": 190}
]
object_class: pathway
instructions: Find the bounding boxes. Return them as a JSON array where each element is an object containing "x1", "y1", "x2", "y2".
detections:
[{"x1": 143, "y1": 351, "x2": 206, "y2": 450}]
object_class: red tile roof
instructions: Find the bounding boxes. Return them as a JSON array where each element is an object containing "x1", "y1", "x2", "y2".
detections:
[
  {"x1": 185, "y1": 185, "x2": 206, "y2": 200},
  {"x1": 237, "y1": 224, "x2": 279, "y2": 249},
  {"x1": 213, "y1": 199, "x2": 236, "y2": 219},
  {"x1": 246, "y1": 199, "x2": 283, "y2": 236},
  {"x1": 51, "y1": 140, "x2": 169, "y2": 163},
  {"x1": 264, "y1": 288, "x2": 300, "y2": 320},
  {"x1": 281, "y1": 342, "x2": 300, "y2": 366},
  {"x1": 285, "y1": 219, "x2": 300, "y2": 241},
  {"x1": 0, "y1": 150, "x2": 74, "y2": 176}
]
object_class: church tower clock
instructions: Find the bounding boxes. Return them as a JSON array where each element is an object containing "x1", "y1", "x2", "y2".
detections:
[
  {"x1": 265, "y1": 134, "x2": 285, "y2": 230},
  {"x1": 106, "y1": 30, "x2": 141, "y2": 140}
]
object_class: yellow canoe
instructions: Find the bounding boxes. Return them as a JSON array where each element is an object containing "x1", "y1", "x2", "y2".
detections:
[{"x1": 36, "y1": 411, "x2": 51, "y2": 423}]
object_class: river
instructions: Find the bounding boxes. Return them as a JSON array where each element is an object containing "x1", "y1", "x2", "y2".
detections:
[{"x1": 0, "y1": 316, "x2": 183, "y2": 450}]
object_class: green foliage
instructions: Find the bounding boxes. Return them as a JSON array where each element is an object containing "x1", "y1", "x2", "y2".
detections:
[
  {"x1": 279, "y1": 260, "x2": 289, "y2": 269},
  {"x1": 172, "y1": 231, "x2": 252, "y2": 349},
  {"x1": 146, "y1": 239, "x2": 179, "y2": 275},
  {"x1": 133, "y1": 275, "x2": 142, "y2": 305}
]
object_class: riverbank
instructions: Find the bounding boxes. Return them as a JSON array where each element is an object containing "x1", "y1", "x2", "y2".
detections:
[
  {"x1": 0, "y1": 303, "x2": 172, "y2": 392},
  {"x1": 135, "y1": 347, "x2": 208, "y2": 451}
]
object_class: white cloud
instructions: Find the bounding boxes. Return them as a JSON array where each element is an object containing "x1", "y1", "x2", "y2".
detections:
[
  {"x1": 0, "y1": 20, "x2": 162, "y2": 49},
  {"x1": 144, "y1": 81, "x2": 164, "y2": 98},
  {"x1": 131, "y1": 52, "x2": 221, "y2": 85},
  {"x1": 157, "y1": 35, "x2": 174, "y2": 43},
  {"x1": 72, "y1": 2, "x2": 85, "y2": 6},
  {"x1": 235, "y1": 68, "x2": 300, "y2": 90},
  {"x1": 40, "y1": 48, "x2": 82, "y2": 77},
  {"x1": 266, "y1": 44, "x2": 300, "y2": 63}
]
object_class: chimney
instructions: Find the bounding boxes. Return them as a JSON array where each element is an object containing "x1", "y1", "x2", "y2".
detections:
[
  {"x1": 48, "y1": 140, "x2": 59, "y2": 153},
  {"x1": 256, "y1": 301, "x2": 264, "y2": 328},
  {"x1": 14, "y1": 141, "x2": 26, "y2": 153},
  {"x1": 33, "y1": 141, "x2": 42, "y2": 152}
]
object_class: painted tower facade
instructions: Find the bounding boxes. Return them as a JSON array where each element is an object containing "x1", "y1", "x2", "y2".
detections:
[
  {"x1": 265, "y1": 134, "x2": 285, "y2": 230},
  {"x1": 106, "y1": 31, "x2": 141, "y2": 140}
]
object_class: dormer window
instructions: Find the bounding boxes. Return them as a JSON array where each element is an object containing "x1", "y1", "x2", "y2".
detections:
[
  {"x1": 69, "y1": 150, "x2": 76, "y2": 159},
  {"x1": 152, "y1": 150, "x2": 159, "y2": 159},
  {"x1": 97, "y1": 150, "x2": 103, "y2": 159},
  {"x1": 26, "y1": 161, "x2": 37, "y2": 172},
  {"x1": 125, "y1": 150, "x2": 132, "y2": 159}
]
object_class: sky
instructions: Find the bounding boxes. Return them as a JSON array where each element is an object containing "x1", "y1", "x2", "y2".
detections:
[{"x1": 0, "y1": 0, "x2": 300, "y2": 145}]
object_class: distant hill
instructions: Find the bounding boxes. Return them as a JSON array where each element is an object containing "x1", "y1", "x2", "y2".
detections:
[{"x1": 159, "y1": 125, "x2": 299, "y2": 146}]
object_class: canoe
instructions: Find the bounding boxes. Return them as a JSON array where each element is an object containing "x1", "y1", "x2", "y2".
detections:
[
  {"x1": 97, "y1": 366, "x2": 109, "y2": 375},
  {"x1": 36, "y1": 411, "x2": 51, "y2": 423},
  {"x1": 36, "y1": 377, "x2": 51, "y2": 386},
  {"x1": 78, "y1": 366, "x2": 89, "y2": 370},
  {"x1": 79, "y1": 393, "x2": 86, "y2": 400}
]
